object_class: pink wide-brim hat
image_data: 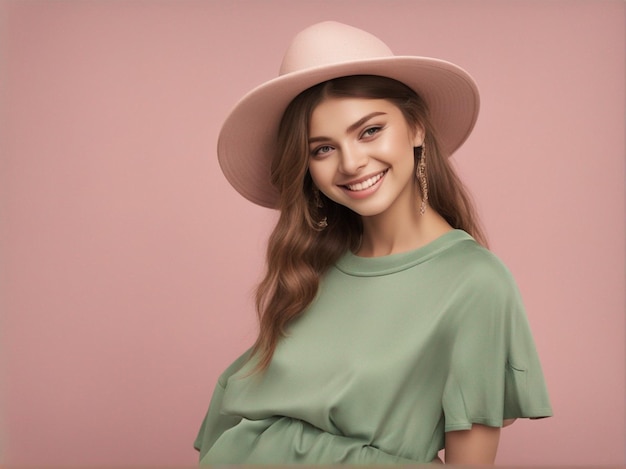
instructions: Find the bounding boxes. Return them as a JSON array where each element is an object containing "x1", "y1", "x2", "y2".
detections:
[{"x1": 217, "y1": 21, "x2": 480, "y2": 209}]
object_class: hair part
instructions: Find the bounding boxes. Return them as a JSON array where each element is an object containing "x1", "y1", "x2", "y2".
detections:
[{"x1": 251, "y1": 75, "x2": 487, "y2": 372}]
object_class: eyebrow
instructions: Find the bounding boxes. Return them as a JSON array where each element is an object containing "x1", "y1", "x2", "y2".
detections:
[{"x1": 308, "y1": 111, "x2": 387, "y2": 144}]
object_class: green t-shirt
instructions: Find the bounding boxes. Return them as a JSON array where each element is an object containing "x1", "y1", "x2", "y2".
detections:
[{"x1": 195, "y1": 230, "x2": 552, "y2": 464}]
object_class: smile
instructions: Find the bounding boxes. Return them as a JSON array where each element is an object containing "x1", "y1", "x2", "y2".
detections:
[{"x1": 344, "y1": 170, "x2": 388, "y2": 191}]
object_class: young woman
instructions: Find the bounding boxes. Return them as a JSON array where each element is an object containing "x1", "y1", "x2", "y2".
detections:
[{"x1": 195, "y1": 21, "x2": 552, "y2": 465}]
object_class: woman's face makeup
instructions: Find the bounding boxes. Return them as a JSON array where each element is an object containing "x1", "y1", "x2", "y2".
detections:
[{"x1": 307, "y1": 97, "x2": 424, "y2": 219}]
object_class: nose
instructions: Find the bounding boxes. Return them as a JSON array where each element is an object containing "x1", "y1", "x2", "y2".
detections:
[{"x1": 338, "y1": 145, "x2": 368, "y2": 175}]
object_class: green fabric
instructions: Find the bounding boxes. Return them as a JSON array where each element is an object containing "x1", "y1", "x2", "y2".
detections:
[{"x1": 195, "y1": 230, "x2": 552, "y2": 464}]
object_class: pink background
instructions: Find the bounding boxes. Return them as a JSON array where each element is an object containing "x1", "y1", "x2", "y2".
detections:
[{"x1": 1, "y1": 0, "x2": 624, "y2": 466}]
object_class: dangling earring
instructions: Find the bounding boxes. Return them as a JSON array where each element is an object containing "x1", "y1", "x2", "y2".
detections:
[
  {"x1": 417, "y1": 144, "x2": 428, "y2": 215},
  {"x1": 312, "y1": 187, "x2": 328, "y2": 229}
]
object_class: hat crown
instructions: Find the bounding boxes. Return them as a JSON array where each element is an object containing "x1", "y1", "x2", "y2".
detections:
[{"x1": 279, "y1": 21, "x2": 394, "y2": 76}]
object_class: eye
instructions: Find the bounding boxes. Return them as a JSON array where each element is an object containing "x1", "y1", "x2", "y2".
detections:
[
  {"x1": 361, "y1": 126, "x2": 382, "y2": 138},
  {"x1": 311, "y1": 145, "x2": 334, "y2": 158}
]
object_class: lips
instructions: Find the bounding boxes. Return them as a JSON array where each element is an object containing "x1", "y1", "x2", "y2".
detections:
[{"x1": 343, "y1": 170, "x2": 388, "y2": 191}]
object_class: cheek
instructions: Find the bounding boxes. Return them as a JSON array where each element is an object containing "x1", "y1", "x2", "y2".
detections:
[
  {"x1": 308, "y1": 161, "x2": 331, "y2": 187},
  {"x1": 376, "y1": 131, "x2": 414, "y2": 157}
]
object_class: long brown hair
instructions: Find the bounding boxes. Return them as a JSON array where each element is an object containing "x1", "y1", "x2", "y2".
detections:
[{"x1": 251, "y1": 75, "x2": 487, "y2": 371}]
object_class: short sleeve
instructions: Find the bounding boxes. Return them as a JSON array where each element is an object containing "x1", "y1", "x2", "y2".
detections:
[{"x1": 442, "y1": 258, "x2": 553, "y2": 432}]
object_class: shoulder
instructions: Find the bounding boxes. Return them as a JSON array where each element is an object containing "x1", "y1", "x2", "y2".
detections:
[
  {"x1": 217, "y1": 348, "x2": 254, "y2": 388},
  {"x1": 441, "y1": 235, "x2": 518, "y2": 295},
  {"x1": 437, "y1": 237, "x2": 524, "y2": 326}
]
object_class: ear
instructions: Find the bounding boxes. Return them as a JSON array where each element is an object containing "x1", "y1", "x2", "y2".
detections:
[{"x1": 411, "y1": 124, "x2": 425, "y2": 147}]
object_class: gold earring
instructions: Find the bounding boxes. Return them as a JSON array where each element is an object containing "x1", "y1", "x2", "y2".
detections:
[
  {"x1": 417, "y1": 145, "x2": 428, "y2": 215},
  {"x1": 312, "y1": 187, "x2": 328, "y2": 229}
]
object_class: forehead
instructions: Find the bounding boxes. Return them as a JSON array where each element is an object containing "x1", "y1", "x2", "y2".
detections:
[{"x1": 309, "y1": 97, "x2": 402, "y2": 134}]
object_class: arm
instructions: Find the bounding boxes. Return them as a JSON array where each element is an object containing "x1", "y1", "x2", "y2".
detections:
[{"x1": 444, "y1": 424, "x2": 501, "y2": 465}]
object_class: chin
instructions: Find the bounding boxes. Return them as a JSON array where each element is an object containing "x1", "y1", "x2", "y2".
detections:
[{"x1": 346, "y1": 203, "x2": 390, "y2": 218}]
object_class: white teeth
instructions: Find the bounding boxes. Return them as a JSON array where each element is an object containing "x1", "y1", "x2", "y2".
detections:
[{"x1": 346, "y1": 171, "x2": 385, "y2": 191}]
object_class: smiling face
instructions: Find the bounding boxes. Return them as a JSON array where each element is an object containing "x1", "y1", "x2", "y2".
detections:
[{"x1": 307, "y1": 97, "x2": 424, "y2": 219}]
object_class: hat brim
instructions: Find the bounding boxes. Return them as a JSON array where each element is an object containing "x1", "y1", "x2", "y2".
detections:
[{"x1": 217, "y1": 56, "x2": 480, "y2": 209}]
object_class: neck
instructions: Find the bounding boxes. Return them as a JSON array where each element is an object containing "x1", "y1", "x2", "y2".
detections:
[{"x1": 357, "y1": 200, "x2": 452, "y2": 257}]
